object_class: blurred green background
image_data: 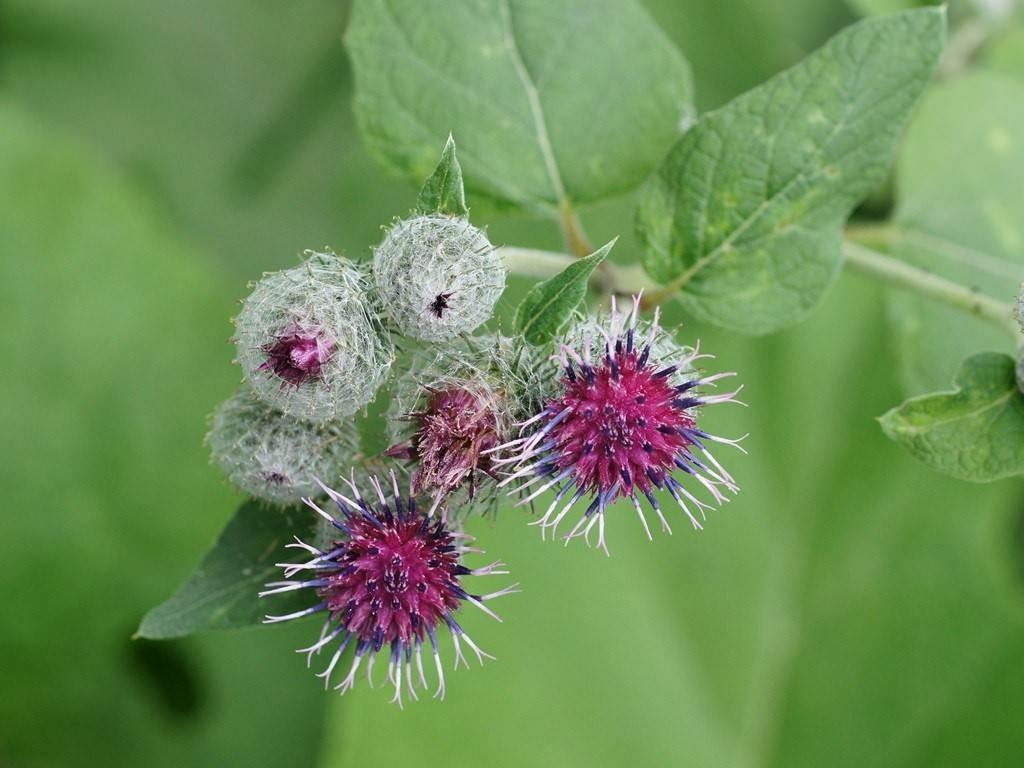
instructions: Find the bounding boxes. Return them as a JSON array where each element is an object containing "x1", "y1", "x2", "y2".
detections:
[{"x1": 3, "y1": 1, "x2": 1024, "y2": 766}]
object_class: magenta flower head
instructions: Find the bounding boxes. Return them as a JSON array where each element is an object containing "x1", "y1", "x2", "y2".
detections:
[
  {"x1": 495, "y1": 296, "x2": 746, "y2": 555},
  {"x1": 259, "y1": 323, "x2": 334, "y2": 387},
  {"x1": 261, "y1": 473, "x2": 518, "y2": 706}
]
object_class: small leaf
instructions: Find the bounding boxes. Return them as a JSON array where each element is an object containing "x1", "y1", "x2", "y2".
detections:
[
  {"x1": 515, "y1": 240, "x2": 615, "y2": 346},
  {"x1": 636, "y1": 8, "x2": 946, "y2": 335},
  {"x1": 137, "y1": 501, "x2": 311, "y2": 639},
  {"x1": 346, "y1": 0, "x2": 693, "y2": 211},
  {"x1": 879, "y1": 352, "x2": 1024, "y2": 482},
  {"x1": 416, "y1": 134, "x2": 468, "y2": 217}
]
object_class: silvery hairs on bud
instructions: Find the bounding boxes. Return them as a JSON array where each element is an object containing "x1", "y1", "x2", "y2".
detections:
[
  {"x1": 208, "y1": 385, "x2": 361, "y2": 505},
  {"x1": 372, "y1": 214, "x2": 505, "y2": 342},
  {"x1": 234, "y1": 250, "x2": 394, "y2": 422}
]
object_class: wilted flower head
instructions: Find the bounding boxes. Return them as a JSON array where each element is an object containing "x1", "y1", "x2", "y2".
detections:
[
  {"x1": 208, "y1": 386, "x2": 360, "y2": 505},
  {"x1": 234, "y1": 250, "x2": 394, "y2": 423},
  {"x1": 385, "y1": 335, "x2": 547, "y2": 518},
  {"x1": 386, "y1": 385, "x2": 500, "y2": 513},
  {"x1": 495, "y1": 296, "x2": 746, "y2": 554},
  {"x1": 372, "y1": 214, "x2": 505, "y2": 342},
  {"x1": 262, "y1": 473, "x2": 518, "y2": 706}
]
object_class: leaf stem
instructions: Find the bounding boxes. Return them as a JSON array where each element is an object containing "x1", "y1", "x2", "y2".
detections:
[
  {"x1": 557, "y1": 201, "x2": 594, "y2": 258},
  {"x1": 499, "y1": 246, "x2": 659, "y2": 296},
  {"x1": 842, "y1": 240, "x2": 1019, "y2": 337}
]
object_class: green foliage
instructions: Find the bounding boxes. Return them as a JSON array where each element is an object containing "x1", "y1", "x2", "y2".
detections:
[
  {"x1": 416, "y1": 134, "x2": 469, "y2": 217},
  {"x1": 880, "y1": 353, "x2": 1024, "y2": 481},
  {"x1": 346, "y1": 0, "x2": 693, "y2": 211},
  {"x1": 138, "y1": 502, "x2": 313, "y2": 638},
  {"x1": 887, "y1": 72, "x2": 1024, "y2": 394},
  {"x1": 0, "y1": 104, "x2": 325, "y2": 767},
  {"x1": 514, "y1": 240, "x2": 614, "y2": 345},
  {"x1": 636, "y1": 9, "x2": 945, "y2": 335}
]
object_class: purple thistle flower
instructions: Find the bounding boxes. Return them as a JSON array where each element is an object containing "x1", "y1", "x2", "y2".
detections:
[
  {"x1": 385, "y1": 386, "x2": 501, "y2": 517},
  {"x1": 494, "y1": 295, "x2": 746, "y2": 555},
  {"x1": 259, "y1": 323, "x2": 335, "y2": 387},
  {"x1": 262, "y1": 473, "x2": 518, "y2": 706}
]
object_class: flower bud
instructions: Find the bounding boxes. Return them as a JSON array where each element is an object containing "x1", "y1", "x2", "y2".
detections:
[
  {"x1": 208, "y1": 386, "x2": 361, "y2": 505},
  {"x1": 373, "y1": 215, "x2": 505, "y2": 341},
  {"x1": 234, "y1": 251, "x2": 394, "y2": 422}
]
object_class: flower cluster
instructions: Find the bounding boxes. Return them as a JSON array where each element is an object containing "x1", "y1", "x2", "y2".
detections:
[{"x1": 202, "y1": 146, "x2": 745, "y2": 705}]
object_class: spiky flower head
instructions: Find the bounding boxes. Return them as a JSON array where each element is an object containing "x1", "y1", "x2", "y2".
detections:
[
  {"x1": 495, "y1": 296, "x2": 746, "y2": 555},
  {"x1": 208, "y1": 386, "x2": 361, "y2": 505},
  {"x1": 262, "y1": 474, "x2": 518, "y2": 706},
  {"x1": 234, "y1": 250, "x2": 394, "y2": 423},
  {"x1": 372, "y1": 214, "x2": 505, "y2": 342},
  {"x1": 385, "y1": 335, "x2": 549, "y2": 518}
]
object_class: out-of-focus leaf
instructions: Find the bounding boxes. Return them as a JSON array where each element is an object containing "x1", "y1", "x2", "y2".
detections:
[
  {"x1": 0, "y1": 104, "x2": 325, "y2": 767},
  {"x1": 514, "y1": 240, "x2": 614, "y2": 345},
  {"x1": 320, "y1": 266, "x2": 1024, "y2": 768},
  {"x1": 982, "y1": 24, "x2": 1024, "y2": 83},
  {"x1": 346, "y1": 0, "x2": 693, "y2": 212},
  {"x1": 887, "y1": 72, "x2": 1024, "y2": 394},
  {"x1": 846, "y1": 0, "x2": 942, "y2": 17},
  {"x1": 1, "y1": 0, "x2": 411, "y2": 277},
  {"x1": 139, "y1": 501, "x2": 313, "y2": 639},
  {"x1": 879, "y1": 353, "x2": 1024, "y2": 481},
  {"x1": 636, "y1": 9, "x2": 945, "y2": 335},
  {"x1": 416, "y1": 134, "x2": 469, "y2": 217}
]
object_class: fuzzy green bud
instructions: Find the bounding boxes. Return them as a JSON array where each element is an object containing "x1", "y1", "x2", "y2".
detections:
[
  {"x1": 234, "y1": 251, "x2": 394, "y2": 422},
  {"x1": 373, "y1": 215, "x2": 505, "y2": 342}
]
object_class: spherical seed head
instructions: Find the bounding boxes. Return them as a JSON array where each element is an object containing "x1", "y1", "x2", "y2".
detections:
[
  {"x1": 501, "y1": 297, "x2": 745, "y2": 552},
  {"x1": 235, "y1": 251, "x2": 394, "y2": 423},
  {"x1": 263, "y1": 476, "x2": 517, "y2": 705},
  {"x1": 373, "y1": 215, "x2": 505, "y2": 341},
  {"x1": 208, "y1": 386, "x2": 360, "y2": 505}
]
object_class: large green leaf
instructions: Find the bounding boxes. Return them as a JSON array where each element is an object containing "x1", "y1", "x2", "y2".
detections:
[
  {"x1": 880, "y1": 353, "x2": 1024, "y2": 482},
  {"x1": 636, "y1": 9, "x2": 945, "y2": 335},
  {"x1": 138, "y1": 501, "x2": 314, "y2": 639},
  {"x1": 346, "y1": 0, "x2": 693, "y2": 212},
  {"x1": 320, "y1": 271, "x2": 1024, "y2": 767},
  {"x1": 0, "y1": 104, "x2": 325, "y2": 767},
  {"x1": 887, "y1": 72, "x2": 1024, "y2": 394}
]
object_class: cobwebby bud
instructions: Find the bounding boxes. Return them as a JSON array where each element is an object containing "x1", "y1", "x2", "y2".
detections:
[
  {"x1": 208, "y1": 386, "x2": 361, "y2": 505},
  {"x1": 234, "y1": 251, "x2": 394, "y2": 422},
  {"x1": 372, "y1": 215, "x2": 505, "y2": 342}
]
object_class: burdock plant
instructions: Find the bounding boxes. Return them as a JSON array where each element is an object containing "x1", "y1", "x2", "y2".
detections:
[{"x1": 141, "y1": 4, "x2": 1024, "y2": 714}]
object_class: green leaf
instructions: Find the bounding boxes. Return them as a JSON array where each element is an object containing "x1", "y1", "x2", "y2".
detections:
[
  {"x1": 415, "y1": 134, "x2": 469, "y2": 217},
  {"x1": 879, "y1": 353, "x2": 1024, "y2": 482},
  {"x1": 0, "y1": 104, "x2": 325, "y2": 767},
  {"x1": 346, "y1": 0, "x2": 693, "y2": 212},
  {"x1": 138, "y1": 501, "x2": 313, "y2": 639},
  {"x1": 887, "y1": 72, "x2": 1024, "y2": 394},
  {"x1": 636, "y1": 9, "x2": 946, "y2": 335},
  {"x1": 321, "y1": 275, "x2": 1024, "y2": 768},
  {"x1": 514, "y1": 240, "x2": 615, "y2": 345}
]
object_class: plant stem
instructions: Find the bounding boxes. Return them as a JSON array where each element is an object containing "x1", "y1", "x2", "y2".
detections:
[
  {"x1": 842, "y1": 240, "x2": 1018, "y2": 337},
  {"x1": 501, "y1": 241, "x2": 1019, "y2": 339},
  {"x1": 499, "y1": 246, "x2": 660, "y2": 295},
  {"x1": 557, "y1": 200, "x2": 593, "y2": 258}
]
